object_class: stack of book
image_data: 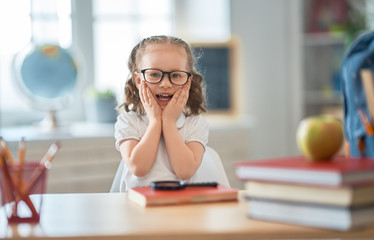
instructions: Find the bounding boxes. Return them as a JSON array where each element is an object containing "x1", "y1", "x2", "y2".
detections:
[{"x1": 235, "y1": 155, "x2": 374, "y2": 231}]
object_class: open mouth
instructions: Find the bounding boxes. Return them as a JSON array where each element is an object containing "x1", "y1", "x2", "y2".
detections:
[{"x1": 156, "y1": 94, "x2": 173, "y2": 101}]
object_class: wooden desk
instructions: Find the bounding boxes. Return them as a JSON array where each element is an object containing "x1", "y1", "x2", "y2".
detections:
[{"x1": 1, "y1": 193, "x2": 373, "y2": 240}]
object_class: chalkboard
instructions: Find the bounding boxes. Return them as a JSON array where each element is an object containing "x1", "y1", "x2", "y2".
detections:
[{"x1": 192, "y1": 44, "x2": 233, "y2": 112}]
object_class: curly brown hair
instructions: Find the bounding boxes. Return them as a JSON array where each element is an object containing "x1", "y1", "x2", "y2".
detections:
[{"x1": 117, "y1": 35, "x2": 206, "y2": 116}]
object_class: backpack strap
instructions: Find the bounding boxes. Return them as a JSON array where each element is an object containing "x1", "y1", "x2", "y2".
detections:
[{"x1": 342, "y1": 31, "x2": 374, "y2": 157}]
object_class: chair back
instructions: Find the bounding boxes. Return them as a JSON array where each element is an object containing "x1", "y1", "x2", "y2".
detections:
[
  {"x1": 188, "y1": 147, "x2": 230, "y2": 187},
  {"x1": 110, "y1": 146, "x2": 230, "y2": 192},
  {"x1": 110, "y1": 160, "x2": 124, "y2": 192}
]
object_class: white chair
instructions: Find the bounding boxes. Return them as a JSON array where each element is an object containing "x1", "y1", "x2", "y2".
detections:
[
  {"x1": 110, "y1": 159, "x2": 125, "y2": 192},
  {"x1": 188, "y1": 147, "x2": 230, "y2": 187},
  {"x1": 110, "y1": 146, "x2": 230, "y2": 192}
]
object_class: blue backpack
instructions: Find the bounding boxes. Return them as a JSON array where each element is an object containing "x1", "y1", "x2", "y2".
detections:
[{"x1": 342, "y1": 31, "x2": 374, "y2": 158}]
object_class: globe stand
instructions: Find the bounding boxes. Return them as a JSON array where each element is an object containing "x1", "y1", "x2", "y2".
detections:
[{"x1": 38, "y1": 110, "x2": 58, "y2": 130}]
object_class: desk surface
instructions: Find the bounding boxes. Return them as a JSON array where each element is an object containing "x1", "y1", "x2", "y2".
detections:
[{"x1": 1, "y1": 193, "x2": 373, "y2": 240}]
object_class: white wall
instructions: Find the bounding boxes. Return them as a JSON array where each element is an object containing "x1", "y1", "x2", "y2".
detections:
[{"x1": 231, "y1": 0, "x2": 303, "y2": 160}]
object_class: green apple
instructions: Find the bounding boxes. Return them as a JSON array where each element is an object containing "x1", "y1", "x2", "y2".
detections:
[{"x1": 296, "y1": 115, "x2": 344, "y2": 161}]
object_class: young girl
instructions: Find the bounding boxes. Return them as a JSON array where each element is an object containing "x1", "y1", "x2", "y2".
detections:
[{"x1": 114, "y1": 35, "x2": 209, "y2": 191}]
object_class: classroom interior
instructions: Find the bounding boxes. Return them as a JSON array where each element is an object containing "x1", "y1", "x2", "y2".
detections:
[{"x1": 0, "y1": 0, "x2": 368, "y2": 191}]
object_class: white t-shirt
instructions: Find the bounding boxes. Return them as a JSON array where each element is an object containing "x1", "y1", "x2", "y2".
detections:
[{"x1": 114, "y1": 111, "x2": 209, "y2": 192}]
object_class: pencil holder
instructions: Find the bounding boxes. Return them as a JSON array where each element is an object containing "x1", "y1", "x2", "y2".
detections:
[{"x1": 0, "y1": 162, "x2": 47, "y2": 223}]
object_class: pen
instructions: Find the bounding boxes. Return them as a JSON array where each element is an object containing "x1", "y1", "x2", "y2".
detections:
[
  {"x1": 26, "y1": 141, "x2": 61, "y2": 195},
  {"x1": 16, "y1": 137, "x2": 26, "y2": 188},
  {"x1": 0, "y1": 149, "x2": 15, "y2": 203},
  {"x1": 0, "y1": 138, "x2": 19, "y2": 216},
  {"x1": 15, "y1": 137, "x2": 26, "y2": 216},
  {"x1": 358, "y1": 108, "x2": 374, "y2": 136},
  {"x1": 18, "y1": 137, "x2": 26, "y2": 166},
  {"x1": 40, "y1": 141, "x2": 61, "y2": 167},
  {"x1": 0, "y1": 137, "x2": 15, "y2": 167}
]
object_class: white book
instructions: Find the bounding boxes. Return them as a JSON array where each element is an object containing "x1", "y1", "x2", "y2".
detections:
[
  {"x1": 244, "y1": 181, "x2": 374, "y2": 207},
  {"x1": 248, "y1": 198, "x2": 374, "y2": 231}
]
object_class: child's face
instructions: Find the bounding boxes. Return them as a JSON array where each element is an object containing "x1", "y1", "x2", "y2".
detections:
[{"x1": 134, "y1": 44, "x2": 191, "y2": 109}]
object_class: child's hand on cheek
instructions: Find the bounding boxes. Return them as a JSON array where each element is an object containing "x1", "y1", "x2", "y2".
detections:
[
  {"x1": 139, "y1": 81, "x2": 162, "y2": 123},
  {"x1": 162, "y1": 81, "x2": 191, "y2": 124}
]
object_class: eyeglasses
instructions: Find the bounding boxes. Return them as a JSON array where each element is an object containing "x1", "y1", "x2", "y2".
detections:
[{"x1": 137, "y1": 68, "x2": 191, "y2": 86}]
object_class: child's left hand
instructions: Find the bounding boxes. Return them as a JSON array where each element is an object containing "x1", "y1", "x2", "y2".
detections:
[{"x1": 162, "y1": 81, "x2": 191, "y2": 123}]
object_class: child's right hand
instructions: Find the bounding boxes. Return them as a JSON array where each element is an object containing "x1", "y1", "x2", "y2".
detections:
[{"x1": 139, "y1": 81, "x2": 162, "y2": 123}]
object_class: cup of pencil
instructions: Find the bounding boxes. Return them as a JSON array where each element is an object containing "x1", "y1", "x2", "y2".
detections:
[{"x1": 0, "y1": 137, "x2": 60, "y2": 223}]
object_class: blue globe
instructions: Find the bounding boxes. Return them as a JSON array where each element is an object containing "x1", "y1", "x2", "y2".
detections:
[
  {"x1": 20, "y1": 45, "x2": 77, "y2": 98},
  {"x1": 14, "y1": 44, "x2": 79, "y2": 111}
]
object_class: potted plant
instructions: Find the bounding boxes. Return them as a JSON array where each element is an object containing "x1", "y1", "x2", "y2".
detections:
[{"x1": 84, "y1": 87, "x2": 118, "y2": 123}]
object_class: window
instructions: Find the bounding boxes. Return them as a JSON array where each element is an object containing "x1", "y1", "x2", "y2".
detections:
[
  {"x1": 0, "y1": 0, "x2": 72, "y2": 126},
  {"x1": 92, "y1": 0, "x2": 231, "y2": 109},
  {"x1": 0, "y1": 0, "x2": 230, "y2": 128},
  {"x1": 92, "y1": 0, "x2": 174, "y2": 99}
]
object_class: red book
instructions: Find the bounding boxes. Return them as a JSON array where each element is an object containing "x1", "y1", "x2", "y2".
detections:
[
  {"x1": 128, "y1": 184, "x2": 238, "y2": 207},
  {"x1": 235, "y1": 156, "x2": 374, "y2": 186}
]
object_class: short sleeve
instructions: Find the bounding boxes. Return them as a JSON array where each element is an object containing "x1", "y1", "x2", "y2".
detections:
[
  {"x1": 114, "y1": 112, "x2": 143, "y2": 151},
  {"x1": 184, "y1": 115, "x2": 209, "y2": 149}
]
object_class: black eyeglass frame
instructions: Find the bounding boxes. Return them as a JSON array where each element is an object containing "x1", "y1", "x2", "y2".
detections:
[{"x1": 137, "y1": 68, "x2": 192, "y2": 86}]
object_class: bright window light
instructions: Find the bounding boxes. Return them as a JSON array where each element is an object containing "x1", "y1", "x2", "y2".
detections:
[
  {"x1": 0, "y1": 0, "x2": 31, "y2": 54},
  {"x1": 0, "y1": 0, "x2": 72, "y2": 126},
  {"x1": 92, "y1": 0, "x2": 174, "y2": 99}
]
